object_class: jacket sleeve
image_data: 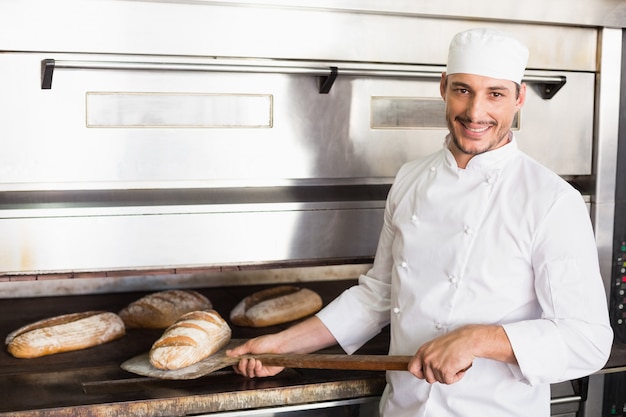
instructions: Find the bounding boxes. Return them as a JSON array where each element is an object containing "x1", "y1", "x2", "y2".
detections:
[{"x1": 502, "y1": 189, "x2": 613, "y2": 385}]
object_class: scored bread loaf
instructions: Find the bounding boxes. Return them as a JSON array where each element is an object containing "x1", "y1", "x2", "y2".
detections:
[
  {"x1": 149, "y1": 309, "x2": 231, "y2": 370},
  {"x1": 119, "y1": 289, "x2": 212, "y2": 329},
  {"x1": 5, "y1": 311, "x2": 125, "y2": 359},
  {"x1": 230, "y1": 285, "x2": 323, "y2": 327}
]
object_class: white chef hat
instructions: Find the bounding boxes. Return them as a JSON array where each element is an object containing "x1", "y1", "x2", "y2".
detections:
[{"x1": 446, "y1": 28, "x2": 529, "y2": 84}]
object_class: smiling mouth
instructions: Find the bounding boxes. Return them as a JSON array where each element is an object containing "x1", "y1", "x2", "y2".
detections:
[
  {"x1": 457, "y1": 118, "x2": 494, "y2": 135},
  {"x1": 465, "y1": 125, "x2": 490, "y2": 133}
]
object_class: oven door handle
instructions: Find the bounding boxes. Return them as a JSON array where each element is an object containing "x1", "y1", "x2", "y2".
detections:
[
  {"x1": 40, "y1": 57, "x2": 443, "y2": 92},
  {"x1": 40, "y1": 58, "x2": 566, "y2": 98},
  {"x1": 550, "y1": 376, "x2": 589, "y2": 407}
]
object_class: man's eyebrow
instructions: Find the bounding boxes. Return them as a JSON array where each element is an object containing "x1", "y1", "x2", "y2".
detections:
[
  {"x1": 449, "y1": 81, "x2": 471, "y2": 89},
  {"x1": 487, "y1": 85, "x2": 511, "y2": 92}
]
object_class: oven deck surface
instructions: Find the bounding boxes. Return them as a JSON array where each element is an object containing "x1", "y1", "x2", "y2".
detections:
[{"x1": 0, "y1": 280, "x2": 389, "y2": 416}]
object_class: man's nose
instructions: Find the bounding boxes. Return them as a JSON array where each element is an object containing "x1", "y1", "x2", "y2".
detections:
[{"x1": 466, "y1": 95, "x2": 487, "y2": 120}]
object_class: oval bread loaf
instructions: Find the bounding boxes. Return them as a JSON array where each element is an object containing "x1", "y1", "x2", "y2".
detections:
[
  {"x1": 5, "y1": 311, "x2": 125, "y2": 359},
  {"x1": 119, "y1": 289, "x2": 212, "y2": 329},
  {"x1": 149, "y1": 309, "x2": 231, "y2": 370},
  {"x1": 230, "y1": 285, "x2": 323, "y2": 327}
]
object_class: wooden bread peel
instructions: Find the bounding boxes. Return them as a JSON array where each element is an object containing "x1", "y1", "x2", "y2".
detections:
[{"x1": 121, "y1": 339, "x2": 411, "y2": 380}]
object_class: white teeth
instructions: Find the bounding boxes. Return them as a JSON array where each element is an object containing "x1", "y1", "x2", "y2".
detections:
[{"x1": 467, "y1": 125, "x2": 489, "y2": 133}]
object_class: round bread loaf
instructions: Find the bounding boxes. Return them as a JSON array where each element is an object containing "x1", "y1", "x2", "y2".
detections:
[
  {"x1": 149, "y1": 309, "x2": 231, "y2": 370},
  {"x1": 5, "y1": 311, "x2": 126, "y2": 359},
  {"x1": 230, "y1": 285, "x2": 323, "y2": 327},
  {"x1": 119, "y1": 289, "x2": 212, "y2": 329}
]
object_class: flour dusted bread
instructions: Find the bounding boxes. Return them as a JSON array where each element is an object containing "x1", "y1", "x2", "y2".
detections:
[
  {"x1": 230, "y1": 285, "x2": 323, "y2": 327},
  {"x1": 119, "y1": 289, "x2": 212, "y2": 329},
  {"x1": 149, "y1": 309, "x2": 231, "y2": 370},
  {"x1": 5, "y1": 311, "x2": 125, "y2": 359}
]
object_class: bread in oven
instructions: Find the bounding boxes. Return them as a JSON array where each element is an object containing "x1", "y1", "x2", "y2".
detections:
[
  {"x1": 149, "y1": 309, "x2": 231, "y2": 370},
  {"x1": 119, "y1": 289, "x2": 212, "y2": 329},
  {"x1": 229, "y1": 285, "x2": 323, "y2": 327},
  {"x1": 5, "y1": 311, "x2": 126, "y2": 358}
]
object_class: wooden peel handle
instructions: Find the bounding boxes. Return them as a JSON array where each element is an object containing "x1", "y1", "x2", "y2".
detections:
[{"x1": 242, "y1": 353, "x2": 412, "y2": 371}]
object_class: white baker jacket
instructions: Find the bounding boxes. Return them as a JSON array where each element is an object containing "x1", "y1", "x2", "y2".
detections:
[{"x1": 317, "y1": 136, "x2": 613, "y2": 417}]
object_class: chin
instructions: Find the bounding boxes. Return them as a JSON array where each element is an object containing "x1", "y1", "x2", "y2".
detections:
[{"x1": 452, "y1": 135, "x2": 491, "y2": 156}]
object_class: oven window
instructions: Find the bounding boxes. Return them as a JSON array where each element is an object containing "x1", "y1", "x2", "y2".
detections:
[
  {"x1": 370, "y1": 96, "x2": 519, "y2": 130},
  {"x1": 86, "y1": 92, "x2": 273, "y2": 128}
]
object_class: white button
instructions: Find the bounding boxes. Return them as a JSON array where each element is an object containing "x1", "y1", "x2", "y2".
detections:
[
  {"x1": 393, "y1": 307, "x2": 401, "y2": 314},
  {"x1": 435, "y1": 322, "x2": 443, "y2": 330},
  {"x1": 449, "y1": 275, "x2": 458, "y2": 284},
  {"x1": 401, "y1": 261, "x2": 408, "y2": 269},
  {"x1": 430, "y1": 166, "x2": 436, "y2": 172},
  {"x1": 464, "y1": 225, "x2": 472, "y2": 235},
  {"x1": 411, "y1": 214, "x2": 418, "y2": 223},
  {"x1": 485, "y1": 175, "x2": 494, "y2": 185}
]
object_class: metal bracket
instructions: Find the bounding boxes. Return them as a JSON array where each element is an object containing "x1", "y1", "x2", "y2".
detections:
[
  {"x1": 41, "y1": 59, "x2": 55, "y2": 89},
  {"x1": 525, "y1": 75, "x2": 567, "y2": 100},
  {"x1": 319, "y1": 66, "x2": 338, "y2": 94}
]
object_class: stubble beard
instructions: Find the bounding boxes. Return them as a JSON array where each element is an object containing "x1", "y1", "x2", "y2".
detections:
[{"x1": 447, "y1": 115, "x2": 511, "y2": 157}]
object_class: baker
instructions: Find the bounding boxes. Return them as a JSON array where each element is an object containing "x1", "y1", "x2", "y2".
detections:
[{"x1": 227, "y1": 28, "x2": 613, "y2": 416}]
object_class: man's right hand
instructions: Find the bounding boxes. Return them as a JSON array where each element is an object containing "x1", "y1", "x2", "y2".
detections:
[
  {"x1": 226, "y1": 335, "x2": 286, "y2": 378},
  {"x1": 225, "y1": 316, "x2": 339, "y2": 378}
]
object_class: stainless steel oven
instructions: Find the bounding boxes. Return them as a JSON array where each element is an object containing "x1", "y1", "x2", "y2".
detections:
[{"x1": 0, "y1": 1, "x2": 624, "y2": 416}]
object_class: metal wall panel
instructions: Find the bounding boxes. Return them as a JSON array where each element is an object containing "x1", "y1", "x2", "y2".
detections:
[{"x1": 0, "y1": 1, "x2": 598, "y2": 70}]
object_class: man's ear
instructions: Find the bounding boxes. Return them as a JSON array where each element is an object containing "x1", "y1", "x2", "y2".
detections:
[
  {"x1": 440, "y1": 72, "x2": 447, "y2": 101},
  {"x1": 516, "y1": 82, "x2": 527, "y2": 110}
]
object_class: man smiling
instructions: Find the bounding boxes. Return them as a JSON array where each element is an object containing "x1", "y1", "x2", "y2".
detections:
[
  {"x1": 442, "y1": 29, "x2": 528, "y2": 167},
  {"x1": 228, "y1": 28, "x2": 613, "y2": 417}
]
